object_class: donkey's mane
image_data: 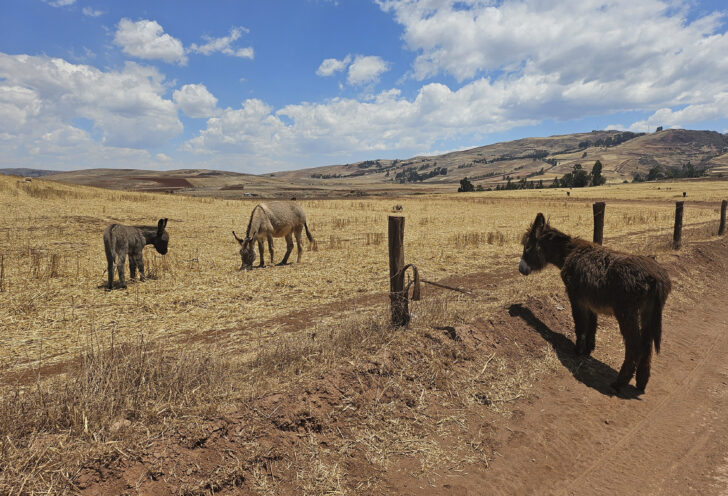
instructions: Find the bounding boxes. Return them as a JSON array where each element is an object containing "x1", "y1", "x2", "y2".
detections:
[
  {"x1": 522, "y1": 219, "x2": 573, "y2": 246},
  {"x1": 245, "y1": 205, "x2": 261, "y2": 238},
  {"x1": 540, "y1": 224, "x2": 574, "y2": 244}
]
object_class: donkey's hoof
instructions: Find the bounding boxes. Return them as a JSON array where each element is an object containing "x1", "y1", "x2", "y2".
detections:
[{"x1": 610, "y1": 381, "x2": 625, "y2": 393}]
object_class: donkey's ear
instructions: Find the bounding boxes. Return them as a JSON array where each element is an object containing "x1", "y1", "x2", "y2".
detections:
[
  {"x1": 163, "y1": 218, "x2": 168, "y2": 228},
  {"x1": 534, "y1": 213, "x2": 546, "y2": 228},
  {"x1": 157, "y1": 218, "x2": 166, "y2": 232}
]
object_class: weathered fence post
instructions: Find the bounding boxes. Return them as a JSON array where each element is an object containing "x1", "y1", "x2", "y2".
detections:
[
  {"x1": 673, "y1": 201, "x2": 684, "y2": 250},
  {"x1": 719, "y1": 200, "x2": 727, "y2": 236},
  {"x1": 593, "y1": 202, "x2": 605, "y2": 245},
  {"x1": 388, "y1": 216, "x2": 409, "y2": 327}
]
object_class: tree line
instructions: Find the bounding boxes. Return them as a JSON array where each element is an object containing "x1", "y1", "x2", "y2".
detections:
[{"x1": 458, "y1": 161, "x2": 606, "y2": 192}]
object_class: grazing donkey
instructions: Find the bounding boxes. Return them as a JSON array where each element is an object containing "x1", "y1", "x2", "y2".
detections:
[
  {"x1": 233, "y1": 201, "x2": 315, "y2": 269},
  {"x1": 519, "y1": 213, "x2": 671, "y2": 392},
  {"x1": 104, "y1": 218, "x2": 169, "y2": 290}
]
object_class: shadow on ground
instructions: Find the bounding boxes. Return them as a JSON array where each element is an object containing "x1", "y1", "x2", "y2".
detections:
[{"x1": 508, "y1": 303, "x2": 641, "y2": 399}]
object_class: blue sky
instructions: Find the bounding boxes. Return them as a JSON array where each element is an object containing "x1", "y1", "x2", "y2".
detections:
[{"x1": 1, "y1": 0, "x2": 728, "y2": 172}]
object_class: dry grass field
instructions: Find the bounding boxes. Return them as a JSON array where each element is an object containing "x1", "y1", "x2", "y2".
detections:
[{"x1": 0, "y1": 173, "x2": 726, "y2": 494}]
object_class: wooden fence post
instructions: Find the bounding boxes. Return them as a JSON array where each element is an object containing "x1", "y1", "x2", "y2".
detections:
[
  {"x1": 719, "y1": 200, "x2": 727, "y2": 236},
  {"x1": 593, "y1": 202, "x2": 605, "y2": 245},
  {"x1": 673, "y1": 201, "x2": 684, "y2": 250},
  {"x1": 388, "y1": 216, "x2": 409, "y2": 327}
]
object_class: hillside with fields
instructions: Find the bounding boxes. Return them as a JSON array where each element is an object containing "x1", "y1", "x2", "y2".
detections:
[{"x1": 4, "y1": 129, "x2": 727, "y2": 198}]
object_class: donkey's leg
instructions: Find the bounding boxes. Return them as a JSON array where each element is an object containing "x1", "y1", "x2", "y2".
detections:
[
  {"x1": 294, "y1": 226, "x2": 303, "y2": 263},
  {"x1": 613, "y1": 311, "x2": 640, "y2": 390},
  {"x1": 635, "y1": 305, "x2": 654, "y2": 391},
  {"x1": 279, "y1": 233, "x2": 294, "y2": 265},
  {"x1": 136, "y1": 253, "x2": 145, "y2": 282},
  {"x1": 635, "y1": 338, "x2": 653, "y2": 392},
  {"x1": 129, "y1": 255, "x2": 137, "y2": 280},
  {"x1": 258, "y1": 240, "x2": 265, "y2": 267},
  {"x1": 105, "y1": 247, "x2": 115, "y2": 290},
  {"x1": 585, "y1": 310, "x2": 598, "y2": 355},
  {"x1": 267, "y1": 234, "x2": 275, "y2": 265},
  {"x1": 116, "y1": 250, "x2": 128, "y2": 289},
  {"x1": 107, "y1": 259, "x2": 115, "y2": 290},
  {"x1": 569, "y1": 295, "x2": 590, "y2": 355}
]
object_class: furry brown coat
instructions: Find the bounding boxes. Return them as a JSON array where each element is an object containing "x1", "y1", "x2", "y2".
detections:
[
  {"x1": 519, "y1": 213, "x2": 671, "y2": 392},
  {"x1": 233, "y1": 202, "x2": 315, "y2": 269}
]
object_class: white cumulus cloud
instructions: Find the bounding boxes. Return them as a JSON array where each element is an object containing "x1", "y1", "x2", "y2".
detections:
[
  {"x1": 114, "y1": 18, "x2": 187, "y2": 65},
  {"x1": 316, "y1": 54, "x2": 390, "y2": 85},
  {"x1": 625, "y1": 93, "x2": 728, "y2": 132},
  {"x1": 173, "y1": 83, "x2": 220, "y2": 118},
  {"x1": 189, "y1": 27, "x2": 254, "y2": 59},
  {"x1": 82, "y1": 7, "x2": 103, "y2": 17},
  {"x1": 316, "y1": 55, "x2": 351, "y2": 77},
  {"x1": 0, "y1": 53, "x2": 182, "y2": 149},
  {"x1": 45, "y1": 0, "x2": 75, "y2": 7},
  {"x1": 347, "y1": 55, "x2": 389, "y2": 85}
]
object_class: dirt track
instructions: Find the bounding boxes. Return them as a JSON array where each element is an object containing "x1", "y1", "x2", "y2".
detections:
[
  {"x1": 391, "y1": 239, "x2": 728, "y2": 496},
  {"x1": 476, "y1": 283, "x2": 728, "y2": 495}
]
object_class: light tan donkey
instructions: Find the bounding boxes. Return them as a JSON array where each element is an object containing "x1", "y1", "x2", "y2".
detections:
[{"x1": 232, "y1": 201, "x2": 316, "y2": 269}]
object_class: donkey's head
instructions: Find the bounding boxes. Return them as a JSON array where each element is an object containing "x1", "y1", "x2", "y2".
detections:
[
  {"x1": 519, "y1": 213, "x2": 549, "y2": 275},
  {"x1": 233, "y1": 231, "x2": 256, "y2": 269},
  {"x1": 154, "y1": 218, "x2": 169, "y2": 255}
]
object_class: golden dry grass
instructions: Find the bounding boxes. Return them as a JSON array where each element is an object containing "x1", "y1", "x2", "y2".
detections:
[
  {"x1": 1, "y1": 174, "x2": 725, "y2": 381},
  {"x1": 0, "y1": 174, "x2": 726, "y2": 493}
]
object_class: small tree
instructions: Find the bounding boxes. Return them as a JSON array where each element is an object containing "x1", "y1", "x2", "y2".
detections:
[
  {"x1": 458, "y1": 177, "x2": 475, "y2": 192},
  {"x1": 647, "y1": 166, "x2": 662, "y2": 181},
  {"x1": 590, "y1": 160, "x2": 606, "y2": 186}
]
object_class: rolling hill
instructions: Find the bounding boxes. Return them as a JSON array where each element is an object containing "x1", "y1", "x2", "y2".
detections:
[
  {"x1": 273, "y1": 128, "x2": 728, "y2": 190},
  {"x1": 10, "y1": 128, "x2": 728, "y2": 197}
]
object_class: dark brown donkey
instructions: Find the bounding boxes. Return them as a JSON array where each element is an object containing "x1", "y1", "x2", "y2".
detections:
[{"x1": 518, "y1": 213, "x2": 671, "y2": 392}]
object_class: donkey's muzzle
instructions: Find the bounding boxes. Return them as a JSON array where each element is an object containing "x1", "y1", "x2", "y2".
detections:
[{"x1": 519, "y1": 258, "x2": 532, "y2": 276}]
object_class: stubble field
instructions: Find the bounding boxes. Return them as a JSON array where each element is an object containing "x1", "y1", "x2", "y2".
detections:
[
  {"x1": 1, "y1": 176, "x2": 725, "y2": 373},
  {"x1": 0, "y1": 174, "x2": 726, "y2": 494}
]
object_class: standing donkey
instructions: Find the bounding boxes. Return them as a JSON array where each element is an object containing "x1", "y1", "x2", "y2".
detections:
[
  {"x1": 233, "y1": 201, "x2": 315, "y2": 269},
  {"x1": 518, "y1": 213, "x2": 671, "y2": 392},
  {"x1": 104, "y1": 218, "x2": 169, "y2": 290}
]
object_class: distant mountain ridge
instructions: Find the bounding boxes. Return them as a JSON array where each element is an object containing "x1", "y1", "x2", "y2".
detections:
[
  {"x1": 10, "y1": 129, "x2": 728, "y2": 197},
  {"x1": 0, "y1": 168, "x2": 59, "y2": 178},
  {"x1": 273, "y1": 129, "x2": 728, "y2": 188}
]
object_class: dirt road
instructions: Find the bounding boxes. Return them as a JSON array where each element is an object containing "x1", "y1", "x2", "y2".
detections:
[{"x1": 432, "y1": 246, "x2": 728, "y2": 495}]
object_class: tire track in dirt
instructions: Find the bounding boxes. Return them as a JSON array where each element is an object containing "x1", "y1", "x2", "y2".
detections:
[{"x1": 563, "y1": 296, "x2": 728, "y2": 495}]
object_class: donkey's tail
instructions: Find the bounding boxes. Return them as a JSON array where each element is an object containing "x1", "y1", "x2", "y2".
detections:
[
  {"x1": 644, "y1": 276, "x2": 672, "y2": 354},
  {"x1": 103, "y1": 224, "x2": 118, "y2": 264},
  {"x1": 304, "y1": 222, "x2": 318, "y2": 251}
]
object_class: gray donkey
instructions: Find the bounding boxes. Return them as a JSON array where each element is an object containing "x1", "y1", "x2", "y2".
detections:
[
  {"x1": 233, "y1": 202, "x2": 315, "y2": 269},
  {"x1": 104, "y1": 218, "x2": 169, "y2": 290}
]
